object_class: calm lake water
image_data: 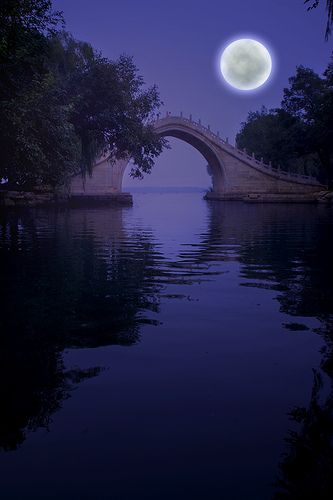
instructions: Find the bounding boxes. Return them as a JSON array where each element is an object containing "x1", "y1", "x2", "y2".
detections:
[{"x1": 0, "y1": 191, "x2": 333, "y2": 499}]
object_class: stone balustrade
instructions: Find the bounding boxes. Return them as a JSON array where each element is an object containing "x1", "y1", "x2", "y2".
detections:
[{"x1": 156, "y1": 113, "x2": 319, "y2": 186}]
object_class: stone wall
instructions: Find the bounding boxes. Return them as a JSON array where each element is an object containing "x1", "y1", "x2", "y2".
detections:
[
  {"x1": 219, "y1": 151, "x2": 321, "y2": 195},
  {"x1": 70, "y1": 158, "x2": 128, "y2": 195}
]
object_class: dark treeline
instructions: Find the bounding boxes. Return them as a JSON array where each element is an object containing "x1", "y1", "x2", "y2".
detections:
[
  {"x1": 236, "y1": 62, "x2": 333, "y2": 187},
  {"x1": 0, "y1": 0, "x2": 165, "y2": 190}
]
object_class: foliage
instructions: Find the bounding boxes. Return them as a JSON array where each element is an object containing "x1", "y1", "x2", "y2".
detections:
[
  {"x1": 236, "y1": 106, "x2": 318, "y2": 176},
  {"x1": 0, "y1": 0, "x2": 62, "y2": 97},
  {"x1": 0, "y1": 0, "x2": 72, "y2": 188},
  {"x1": 236, "y1": 62, "x2": 333, "y2": 187},
  {"x1": 305, "y1": 0, "x2": 333, "y2": 39},
  {"x1": 0, "y1": 1, "x2": 165, "y2": 189},
  {"x1": 63, "y1": 46, "x2": 165, "y2": 178},
  {"x1": 282, "y1": 65, "x2": 333, "y2": 186},
  {"x1": 0, "y1": 74, "x2": 80, "y2": 188}
]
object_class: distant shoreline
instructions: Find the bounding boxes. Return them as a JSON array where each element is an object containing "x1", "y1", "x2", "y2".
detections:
[{"x1": 122, "y1": 186, "x2": 208, "y2": 193}]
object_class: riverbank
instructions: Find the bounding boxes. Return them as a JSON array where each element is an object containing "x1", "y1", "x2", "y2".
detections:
[
  {"x1": 0, "y1": 190, "x2": 133, "y2": 208},
  {"x1": 0, "y1": 189, "x2": 63, "y2": 207},
  {"x1": 1, "y1": 188, "x2": 332, "y2": 208}
]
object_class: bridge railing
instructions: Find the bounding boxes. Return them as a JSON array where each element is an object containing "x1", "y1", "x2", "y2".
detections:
[{"x1": 156, "y1": 112, "x2": 320, "y2": 185}]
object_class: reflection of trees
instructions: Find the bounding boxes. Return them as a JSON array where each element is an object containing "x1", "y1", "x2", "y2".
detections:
[
  {"x1": 272, "y1": 342, "x2": 333, "y2": 497},
  {"x1": 0, "y1": 350, "x2": 101, "y2": 451},
  {"x1": 187, "y1": 201, "x2": 333, "y2": 322},
  {"x1": 206, "y1": 204, "x2": 333, "y2": 498},
  {"x1": 0, "y1": 208, "x2": 163, "y2": 450},
  {"x1": 274, "y1": 320, "x2": 333, "y2": 498},
  {"x1": 187, "y1": 201, "x2": 333, "y2": 498}
]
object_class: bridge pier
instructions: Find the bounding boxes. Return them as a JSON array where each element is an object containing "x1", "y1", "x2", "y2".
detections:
[{"x1": 70, "y1": 157, "x2": 132, "y2": 205}]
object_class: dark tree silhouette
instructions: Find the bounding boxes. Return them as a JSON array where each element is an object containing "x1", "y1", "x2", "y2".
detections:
[
  {"x1": 305, "y1": 0, "x2": 333, "y2": 39},
  {"x1": 236, "y1": 62, "x2": 333, "y2": 187},
  {"x1": 0, "y1": 1, "x2": 165, "y2": 189}
]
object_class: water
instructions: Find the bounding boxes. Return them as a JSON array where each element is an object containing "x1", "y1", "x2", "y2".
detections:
[{"x1": 0, "y1": 192, "x2": 332, "y2": 499}]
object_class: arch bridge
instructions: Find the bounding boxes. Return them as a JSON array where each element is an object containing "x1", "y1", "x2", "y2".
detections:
[{"x1": 71, "y1": 113, "x2": 325, "y2": 203}]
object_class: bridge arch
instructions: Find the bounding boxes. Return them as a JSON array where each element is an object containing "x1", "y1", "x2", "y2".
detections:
[{"x1": 153, "y1": 118, "x2": 225, "y2": 192}]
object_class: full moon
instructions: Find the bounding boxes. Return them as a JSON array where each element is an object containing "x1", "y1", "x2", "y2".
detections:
[{"x1": 220, "y1": 39, "x2": 272, "y2": 91}]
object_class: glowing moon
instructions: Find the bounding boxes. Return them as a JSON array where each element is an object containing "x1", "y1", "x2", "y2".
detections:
[{"x1": 220, "y1": 39, "x2": 272, "y2": 91}]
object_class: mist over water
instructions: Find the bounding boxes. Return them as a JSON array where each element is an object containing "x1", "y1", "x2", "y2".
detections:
[{"x1": 0, "y1": 192, "x2": 332, "y2": 499}]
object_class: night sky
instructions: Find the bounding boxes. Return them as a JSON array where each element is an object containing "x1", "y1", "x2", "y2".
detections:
[{"x1": 53, "y1": 0, "x2": 332, "y2": 187}]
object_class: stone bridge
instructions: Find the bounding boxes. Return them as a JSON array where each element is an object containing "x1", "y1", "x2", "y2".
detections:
[{"x1": 70, "y1": 113, "x2": 325, "y2": 203}]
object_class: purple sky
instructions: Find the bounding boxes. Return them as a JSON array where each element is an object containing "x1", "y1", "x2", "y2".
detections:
[{"x1": 53, "y1": 0, "x2": 332, "y2": 187}]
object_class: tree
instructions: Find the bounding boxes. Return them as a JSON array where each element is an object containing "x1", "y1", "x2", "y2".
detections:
[
  {"x1": 305, "y1": 0, "x2": 333, "y2": 39},
  {"x1": 236, "y1": 107, "x2": 319, "y2": 176},
  {"x1": 236, "y1": 62, "x2": 333, "y2": 187},
  {"x1": 0, "y1": 0, "x2": 63, "y2": 98},
  {"x1": 0, "y1": 73, "x2": 80, "y2": 189},
  {"x1": 0, "y1": 2, "x2": 165, "y2": 189},
  {"x1": 0, "y1": 0, "x2": 73, "y2": 188},
  {"x1": 282, "y1": 65, "x2": 333, "y2": 187},
  {"x1": 62, "y1": 46, "x2": 165, "y2": 179}
]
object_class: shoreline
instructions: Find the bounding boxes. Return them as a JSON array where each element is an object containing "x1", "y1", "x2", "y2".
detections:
[{"x1": 1, "y1": 188, "x2": 332, "y2": 208}]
